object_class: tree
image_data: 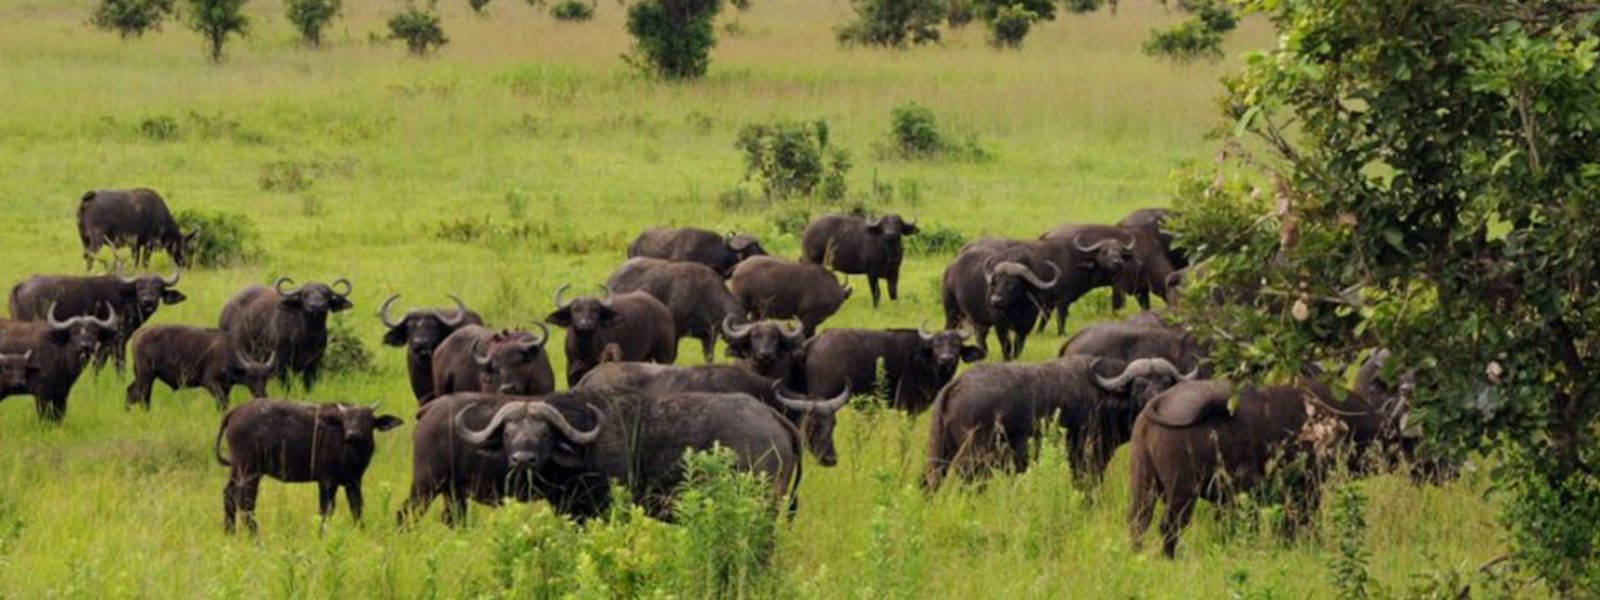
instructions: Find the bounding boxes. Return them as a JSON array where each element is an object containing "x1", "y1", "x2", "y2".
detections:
[
  {"x1": 1170, "y1": 0, "x2": 1600, "y2": 593},
  {"x1": 285, "y1": 0, "x2": 340, "y2": 46},
  {"x1": 184, "y1": 0, "x2": 249, "y2": 62},
  {"x1": 387, "y1": 5, "x2": 448, "y2": 55},
  {"x1": 1141, "y1": 0, "x2": 1236, "y2": 61},
  {"x1": 836, "y1": 0, "x2": 943, "y2": 48},
  {"x1": 624, "y1": 0, "x2": 723, "y2": 79},
  {"x1": 89, "y1": 0, "x2": 175, "y2": 38},
  {"x1": 970, "y1": 0, "x2": 1052, "y2": 47}
]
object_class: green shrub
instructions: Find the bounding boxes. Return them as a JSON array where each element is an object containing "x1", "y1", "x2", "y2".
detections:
[
  {"x1": 322, "y1": 316, "x2": 373, "y2": 375},
  {"x1": 673, "y1": 446, "x2": 780, "y2": 598},
  {"x1": 137, "y1": 115, "x2": 180, "y2": 141},
  {"x1": 946, "y1": 0, "x2": 973, "y2": 27},
  {"x1": 171, "y1": 209, "x2": 263, "y2": 268},
  {"x1": 183, "y1": 0, "x2": 250, "y2": 62},
  {"x1": 1328, "y1": 483, "x2": 1374, "y2": 600},
  {"x1": 890, "y1": 103, "x2": 942, "y2": 156},
  {"x1": 1142, "y1": 0, "x2": 1235, "y2": 61},
  {"x1": 388, "y1": 5, "x2": 448, "y2": 55},
  {"x1": 835, "y1": 0, "x2": 943, "y2": 48},
  {"x1": 550, "y1": 0, "x2": 594, "y2": 21},
  {"x1": 89, "y1": 0, "x2": 174, "y2": 38},
  {"x1": 986, "y1": 4, "x2": 1037, "y2": 48},
  {"x1": 285, "y1": 0, "x2": 340, "y2": 46},
  {"x1": 735, "y1": 119, "x2": 851, "y2": 200},
  {"x1": 904, "y1": 223, "x2": 965, "y2": 257},
  {"x1": 624, "y1": 0, "x2": 722, "y2": 79}
]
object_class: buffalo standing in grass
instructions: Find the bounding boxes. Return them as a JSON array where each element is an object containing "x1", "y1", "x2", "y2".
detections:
[
  {"x1": 729, "y1": 257, "x2": 852, "y2": 337},
  {"x1": 126, "y1": 325, "x2": 276, "y2": 411},
  {"x1": 605, "y1": 257, "x2": 747, "y2": 363},
  {"x1": 721, "y1": 318, "x2": 808, "y2": 385},
  {"x1": 801, "y1": 214, "x2": 917, "y2": 308},
  {"x1": 941, "y1": 239, "x2": 1060, "y2": 360},
  {"x1": 924, "y1": 356, "x2": 1193, "y2": 491},
  {"x1": 1058, "y1": 322, "x2": 1206, "y2": 375},
  {"x1": 547, "y1": 285, "x2": 677, "y2": 387},
  {"x1": 0, "y1": 304, "x2": 119, "y2": 420},
  {"x1": 1034, "y1": 225, "x2": 1143, "y2": 333},
  {"x1": 627, "y1": 227, "x2": 767, "y2": 277},
  {"x1": 215, "y1": 399, "x2": 403, "y2": 533},
  {"x1": 399, "y1": 389, "x2": 801, "y2": 523},
  {"x1": 9, "y1": 268, "x2": 185, "y2": 371},
  {"x1": 577, "y1": 362, "x2": 850, "y2": 466},
  {"x1": 802, "y1": 324, "x2": 984, "y2": 414},
  {"x1": 1118, "y1": 208, "x2": 1188, "y2": 271},
  {"x1": 379, "y1": 294, "x2": 482, "y2": 402},
  {"x1": 218, "y1": 277, "x2": 353, "y2": 392},
  {"x1": 77, "y1": 189, "x2": 198, "y2": 270},
  {"x1": 429, "y1": 324, "x2": 555, "y2": 400}
]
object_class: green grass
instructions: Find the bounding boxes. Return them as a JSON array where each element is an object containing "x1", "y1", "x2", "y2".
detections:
[{"x1": 0, "y1": 0, "x2": 1507, "y2": 597}]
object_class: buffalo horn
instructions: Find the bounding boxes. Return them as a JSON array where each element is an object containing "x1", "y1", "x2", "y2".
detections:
[
  {"x1": 722, "y1": 315, "x2": 754, "y2": 340},
  {"x1": 528, "y1": 403, "x2": 602, "y2": 444},
  {"x1": 778, "y1": 321, "x2": 805, "y2": 342},
  {"x1": 472, "y1": 339, "x2": 492, "y2": 366},
  {"x1": 1095, "y1": 358, "x2": 1185, "y2": 390},
  {"x1": 553, "y1": 284, "x2": 572, "y2": 310},
  {"x1": 87, "y1": 303, "x2": 118, "y2": 329},
  {"x1": 438, "y1": 295, "x2": 470, "y2": 327},
  {"x1": 456, "y1": 402, "x2": 528, "y2": 446},
  {"x1": 918, "y1": 319, "x2": 936, "y2": 342},
  {"x1": 161, "y1": 267, "x2": 180, "y2": 287},
  {"x1": 1021, "y1": 261, "x2": 1061, "y2": 290},
  {"x1": 774, "y1": 381, "x2": 850, "y2": 414},
  {"x1": 378, "y1": 294, "x2": 403, "y2": 329},
  {"x1": 331, "y1": 278, "x2": 353, "y2": 298},
  {"x1": 273, "y1": 277, "x2": 301, "y2": 298},
  {"x1": 1073, "y1": 234, "x2": 1112, "y2": 253}
]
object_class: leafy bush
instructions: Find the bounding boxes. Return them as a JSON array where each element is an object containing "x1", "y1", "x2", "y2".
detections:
[
  {"x1": 946, "y1": 0, "x2": 972, "y2": 27},
  {"x1": 904, "y1": 223, "x2": 965, "y2": 257},
  {"x1": 673, "y1": 446, "x2": 779, "y2": 598},
  {"x1": 323, "y1": 316, "x2": 373, "y2": 375},
  {"x1": 882, "y1": 103, "x2": 987, "y2": 161},
  {"x1": 184, "y1": 0, "x2": 250, "y2": 62},
  {"x1": 1328, "y1": 483, "x2": 1374, "y2": 599},
  {"x1": 835, "y1": 0, "x2": 943, "y2": 48},
  {"x1": 735, "y1": 119, "x2": 851, "y2": 200},
  {"x1": 89, "y1": 0, "x2": 174, "y2": 38},
  {"x1": 624, "y1": 0, "x2": 722, "y2": 79},
  {"x1": 171, "y1": 209, "x2": 263, "y2": 268},
  {"x1": 1142, "y1": 0, "x2": 1235, "y2": 62},
  {"x1": 550, "y1": 0, "x2": 594, "y2": 21},
  {"x1": 986, "y1": 4, "x2": 1037, "y2": 48},
  {"x1": 285, "y1": 0, "x2": 340, "y2": 46},
  {"x1": 388, "y1": 5, "x2": 447, "y2": 55}
]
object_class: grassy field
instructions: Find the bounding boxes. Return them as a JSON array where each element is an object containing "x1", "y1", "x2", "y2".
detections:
[{"x1": 0, "y1": 0, "x2": 1509, "y2": 597}]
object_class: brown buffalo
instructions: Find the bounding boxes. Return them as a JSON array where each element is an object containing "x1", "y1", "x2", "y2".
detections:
[
  {"x1": 379, "y1": 294, "x2": 482, "y2": 402},
  {"x1": 547, "y1": 285, "x2": 677, "y2": 387},
  {"x1": 77, "y1": 189, "x2": 198, "y2": 269},
  {"x1": 218, "y1": 277, "x2": 354, "y2": 391},
  {"x1": 429, "y1": 324, "x2": 555, "y2": 400},
  {"x1": 0, "y1": 304, "x2": 119, "y2": 421},
  {"x1": 800, "y1": 213, "x2": 917, "y2": 308},
  {"x1": 627, "y1": 227, "x2": 767, "y2": 277},
  {"x1": 729, "y1": 256, "x2": 852, "y2": 337},
  {"x1": 126, "y1": 325, "x2": 276, "y2": 411}
]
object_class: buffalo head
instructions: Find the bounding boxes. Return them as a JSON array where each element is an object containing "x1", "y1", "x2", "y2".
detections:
[
  {"x1": 722, "y1": 317, "x2": 806, "y2": 370},
  {"x1": 1091, "y1": 357, "x2": 1196, "y2": 410},
  {"x1": 473, "y1": 325, "x2": 552, "y2": 395},
  {"x1": 273, "y1": 277, "x2": 354, "y2": 317},
  {"x1": 229, "y1": 351, "x2": 277, "y2": 399},
  {"x1": 726, "y1": 233, "x2": 768, "y2": 265},
  {"x1": 380, "y1": 294, "x2": 473, "y2": 358},
  {"x1": 917, "y1": 321, "x2": 985, "y2": 372},
  {"x1": 45, "y1": 302, "x2": 119, "y2": 360},
  {"x1": 1072, "y1": 231, "x2": 1138, "y2": 274},
  {"x1": 774, "y1": 383, "x2": 850, "y2": 467},
  {"x1": 116, "y1": 266, "x2": 185, "y2": 319},
  {"x1": 983, "y1": 258, "x2": 1060, "y2": 310},
  {"x1": 0, "y1": 351, "x2": 37, "y2": 391},
  {"x1": 169, "y1": 229, "x2": 201, "y2": 268},
  {"x1": 316, "y1": 404, "x2": 403, "y2": 455},
  {"x1": 546, "y1": 285, "x2": 620, "y2": 338},
  {"x1": 457, "y1": 401, "x2": 603, "y2": 472},
  {"x1": 865, "y1": 214, "x2": 919, "y2": 243}
]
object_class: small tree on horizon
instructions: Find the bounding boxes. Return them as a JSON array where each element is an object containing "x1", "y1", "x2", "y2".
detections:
[
  {"x1": 388, "y1": 5, "x2": 448, "y2": 55},
  {"x1": 184, "y1": 0, "x2": 249, "y2": 62},
  {"x1": 624, "y1": 0, "x2": 723, "y2": 79},
  {"x1": 89, "y1": 0, "x2": 175, "y2": 38},
  {"x1": 285, "y1": 0, "x2": 341, "y2": 47},
  {"x1": 836, "y1": 0, "x2": 944, "y2": 48}
]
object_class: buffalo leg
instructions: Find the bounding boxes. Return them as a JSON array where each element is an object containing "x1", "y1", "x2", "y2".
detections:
[
  {"x1": 205, "y1": 383, "x2": 231, "y2": 412},
  {"x1": 1127, "y1": 474, "x2": 1158, "y2": 553},
  {"x1": 126, "y1": 375, "x2": 154, "y2": 411},
  {"x1": 971, "y1": 324, "x2": 990, "y2": 358},
  {"x1": 868, "y1": 275, "x2": 881, "y2": 308},
  {"x1": 345, "y1": 484, "x2": 364, "y2": 523},
  {"x1": 995, "y1": 328, "x2": 1014, "y2": 361},
  {"x1": 887, "y1": 273, "x2": 899, "y2": 302},
  {"x1": 1055, "y1": 300, "x2": 1069, "y2": 336},
  {"x1": 36, "y1": 394, "x2": 65, "y2": 422},
  {"x1": 237, "y1": 476, "x2": 261, "y2": 534},
  {"x1": 1159, "y1": 492, "x2": 1196, "y2": 559},
  {"x1": 317, "y1": 481, "x2": 338, "y2": 521},
  {"x1": 398, "y1": 481, "x2": 437, "y2": 527},
  {"x1": 700, "y1": 334, "x2": 716, "y2": 364},
  {"x1": 223, "y1": 480, "x2": 239, "y2": 533},
  {"x1": 443, "y1": 493, "x2": 469, "y2": 527}
]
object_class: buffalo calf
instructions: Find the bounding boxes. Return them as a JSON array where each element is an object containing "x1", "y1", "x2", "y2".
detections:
[
  {"x1": 729, "y1": 257, "x2": 852, "y2": 337},
  {"x1": 126, "y1": 325, "x2": 276, "y2": 411},
  {"x1": 430, "y1": 324, "x2": 556, "y2": 401}
]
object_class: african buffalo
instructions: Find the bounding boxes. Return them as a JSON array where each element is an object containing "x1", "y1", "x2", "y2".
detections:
[
  {"x1": 627, "y1": 227, "x2": 767, "y2": 277},
  {"x1": 605, "y1": 257, "x2": 747, "y2": 363},
  {"x1": 215, "y1": 399, "x2": 403, "y2": 533},
  {"x1": 379, "y1": 294, "x2": 482, "y2": 402},
  {"x1": 1118, "y1": 208, "x2": 1189, "y2": 271},
  {"x1": 1123, "y1": 310, "x2": 1171, "y2": 329},
  {"x1": 77, "y1": 189, "x2": 198, "y2": 269},
  {"x1": 399, "y1": 389, "x2": 801, "y2": 523},
  {"x1": 546, "y1": 285, "x2": 677, "y2": 387},
  {"x1": 720, "y1": 318, "x2": 808, "y2": 385},
  {"x1": 429, "y1": 324, "x2": 555, "y2": 400},
  {"x1": 1058, "y1": 322, "x2": 1206, "y2": 375},
  {"x1": 801, "y1": 324, "x2": 984, "y2": 414},
  {"x1": 729, "y1": 256, "x2": 852, "y2": 337},
  {"x1": 940, "y1": 239, "x2": 1060, "y2": 360},
  {"x1": 924, "y1": 356, "x2": 1193, "y2": 491},
  {"x1": 800, "y1": 214, "x2": 917, "y2": 308},
  {"x1": 0, "y1": 304, "x2": 119, "y2": 420},
  {"x1": 8, "y1": 268, "x2": 185, "y2": 370},
  {"x1": 1036, "y1": 225, "x2": 1143, "y2": 333},
  {"x1": 126, "y1": 325, "x2": 276, "y2": 411},
  {"x1": 218, "y1": 277, "x2": 354, "y2": 392},
  {"x1": 576, "y1": 362, "x2": 850, "y2": 465}
]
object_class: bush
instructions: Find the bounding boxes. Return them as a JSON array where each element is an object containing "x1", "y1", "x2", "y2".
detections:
[
  {"x1": 388, "y1": 5, "x2": 447, "y2": 55},
  {"x1": 550, "y1": 0, "x2": 594, "y2": 21},
  {"x1": 904, "y1": 223, "x2": 965, "y2": 257},
  {"x1": 735, "y1": 119, "x2": 851, "y2": 200},
  {"x1": 322, "y1": 316, "x2": 373, "y2": 375},
  {"x1": 137, "y1": 115, "x2": 181, "y2": 141},
  {"x1": 835, "y1": 0, "x2": 943, "y2": 48},
  {"x1": 673, "y1": 446, "x2": 780, "y2": 598},
  {"x1": 1142, "y1": 1, "x2": 1236, "y2": 62},
  {"x1": 946, "y1": 0, "x2": 973, "y2": 27},
  {"x1": 624, "y1": 0, "x2": 722, "y2": 79},
  {"x1": 986, "y1": 4, "x2": 1037, "y2": 48},
  {"x1": 89, "y1": 0, "x2": 174, "y2": 38},
  {"x1": 171, "y1": 209, "x2": 263, "y2": 268},
  {"x1": 184, "y1": 0, "x2": 250, "y2": 62},
  {"x1": 285, "y1": 0, "x2": 340, "y2": 46}
]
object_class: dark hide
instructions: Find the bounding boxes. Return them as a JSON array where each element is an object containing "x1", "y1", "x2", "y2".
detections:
[{"x1": 800, "y1": 214, "x2": 917, "y2": 308}]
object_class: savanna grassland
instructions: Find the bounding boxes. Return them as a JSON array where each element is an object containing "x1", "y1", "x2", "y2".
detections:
[{"x1": 0, "y1": 0, "x2": 1509, "y2": 598}]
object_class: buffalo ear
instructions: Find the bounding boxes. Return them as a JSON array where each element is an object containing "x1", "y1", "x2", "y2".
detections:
[
  {"x1": 161, "y1": 290, "x2": 187, "y2": 305},
  {"x1": 960, "y1": 346, "x2": 986, "y2": 363},
  {"x1": 551, "y1": 441, "x2": 584, "y2": 468},
  {"x1": 381, "y1": 325, "x2": 409, "y2": 347},
  {"x1": 375, "y1": 415, "x2": 404, "y2": 432},
  {"x1": 546, "y1": 309, "x2": 573, "y2": 328},
  {"x1": 330, "y1": 297, "x2": 354, "y2": 312},
  {"x1": 903, "y1": 222, "x2": 919, "y2": 235}
]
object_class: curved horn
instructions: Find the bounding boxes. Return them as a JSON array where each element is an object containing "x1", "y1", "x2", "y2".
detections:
[
  {"x1": 87, "y1": 303, "x2": 117, "y2": 329},
  {"x1": 46, "y1": 302, "x2": 71, "y2": 330},
  {"x1": 237, "y1": 350, "x2": 268, "y2": 369},
  {"x1": 918, "y1": 319, "x2": 936, "y2": 342},
  {"x1": 523, "y1": 323, "x2": 550, "y2": 348},
  {"x1": 115, "y1": 262, "x2": 138, "y2": 285},
  {"x1": 1019, "y1": 261, "x2": 1061, "y2": 290},
  {"x1": 1095, "y1": 358, "x2": 1184, "y2": 390},
  {"x1": 779, "y1": 321, "x2": 806, "y2": 342},
  {"x1": 160, "y1": 267, "x2": 180, "y2": 287},
  {"x1": 865, "y1": 215, "x2": 884, "y2": 228},
  {"x1": 379, "y1": 294, "x2": 403, "y2": 329},
  {"x1": 774, "y1": 381, "x2": 850, "y2": 414},
  {"x1": 528, "y1": 403, "x2": 602, "y2": 445},
  {"x1": 438, "y1": 295, "x2": 470, "y2": 327},
  {"x1": 598, "y1": 285, "x2": 615, "y2": 309},
  {"x1": 553, "y1": 284, "x2": 572, "y2": 310},
  {"x1": 273, "y1": 277, "x2": 300, "y2": 298},
  {"x1": 727, "y1": 234, "x2": 753, "y2": 251},
  {"x1": 722, "y1": 315, "x2": 754, "y2": 340},
  {"x1": 982, "y1": 255, "x2": 999, "y2": 277},
  {"x1": 473, "y1": 339, "x2": 492, "y2": 366},
  {"x1": 1122, "y1": 232, "x2": 1138, "y2": 250},
  {"x1": 331, "y1": 278, "x2": 353, "y2": 297},
  {"x1": 1073, "y1": 234, "x2": 1111, "y2": 253},
  {"x1": 455, "y1": 402, "x2": 528, "y2": 446}
]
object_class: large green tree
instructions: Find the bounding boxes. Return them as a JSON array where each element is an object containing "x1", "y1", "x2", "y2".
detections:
[{"x1": 1172, "y1": 0, "x2": 1600, "y2": 593}]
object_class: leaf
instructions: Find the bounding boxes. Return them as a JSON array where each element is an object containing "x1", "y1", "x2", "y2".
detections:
[{"x1": 1233, "y1": 105, "x2": 1262, "y2": 137}]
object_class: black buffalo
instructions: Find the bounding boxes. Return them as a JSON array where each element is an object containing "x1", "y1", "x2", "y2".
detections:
[
  {"x1": 627, "y1": 227, "x2": 767, "y2": 277},
  {"x1": 379, "y1": 294, "x2": 482, "y2": 402},
  {"x1": 801, "y1": 324, "x2": 984, "y2": 414},
  {"x1": 77, "y1": 189, "x2": 198, "y2": 269},
  {"x1": 429, "y1": 324, "x2": 555, "y2": 400},
  {"x1": 941, "y1": 239, "x2": 1060, "y2": 360},
  {"x1": 8, "y1": 268, "x2": 185, "y2": 370},
  {"x1": 721, "y1": 318, "x2": 808, "y2": 385},
  {"x1": 800, "y1": 214, "x2": 918, "y2": 308},
  {"x1": 0, "y1": 304, "x2": 119, "y2": 421},
  {"x1": 546, "y1": 285, "x2": 677, "y2": 387},
  {"x1": 1058, "y1": 322, "x2": 1206, "y2": 375},
  {"x1": 215, "y1": 399, "x2": 403, "y2": 533},
  {"x1": 218, "y1": 277, "x2": 353, "y2": 392},
  {"x1": 605, "y1": 257, "x2": 747, "y2": 363},
  {"x1": 1035, "y1": 225, "x2": 1143, "y2": 333},
  {"x1": 125, "y1": 325, "x2": 276, "y2": 411},
  {"x1": 729, "y1": 256, "x2": 853, "y2": 337},
  {"x1": 1118, "y1": 208, "x2": 1188, "y2": 271}
]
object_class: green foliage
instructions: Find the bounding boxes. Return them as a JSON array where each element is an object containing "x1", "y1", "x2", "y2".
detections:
[
  {"x1": 856, "y1": 469, "x2": 927, "y2": 599},
  {"x1": 970, "y1": 0, "x2": 1051, "y2": 22},
  {"x1": 137, "y1": 115, "x2": 181, "y2": 141},
  {"x1": 322, "y1": 316, "x2": 374, "y2": 375},
  {"x1": 1225, "y1": 570, "x2": 1290, "y2": 600},
  {"x1": 388, "y1": 5, "x2": 447, "y2": 55},
  {"x1": 284, "y1": 0, "x2": 341, "y2": 46},
  {"x1": 1142, "y1": 0, "x2": 1235, "y2": 61},
  {"x1": 550, "y1": 0, "x2": 595, "y2": 21},
  {"x1": 624, "y1": 0, "x2": 722, "y2": 79},
  {"x1": 183, "y1": 0, "x2": 249, "y2": 62},
  {"x1": 735, "y1": 119, "x2": 851, "y2": 200},
  {"x1": 88, "y1": 0, "x2": 174, "y2": 38},
  {"x1": 946, "y1": 0, "x2": 973, "y2": 27},
  {"x1": 835, "y1": 0, "x2": 943, "y2": 48},
  {"x1": 883, "y1": 102, "x2": 988, "y2": 161},
  {"x1": 1498, "y1": 450, "x2": 1600, "y2": 595},
  {"x1": 904, "y1": 223, "x2": 966, "y2": 257},
  {"x1": 986, "y1": 4, "x2": 1038, "y2": 48},
  {"x1": 1060, "y1": 0, "x2": 1106, "y2": 12},
  {"x1": 1328, "y1": 483, "x2": 1373, "y2": 600},
  {"x1": 673, "y1": 446, "x2": 779, "y2": 599},
  {"x1": 171, "y1": 208, "x2": 262, "y2": 268}
]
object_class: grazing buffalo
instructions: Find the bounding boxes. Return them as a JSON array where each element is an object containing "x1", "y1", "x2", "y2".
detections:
[
  {"x1": 721, "y1": 318, "x2": 808, "y2": 385},
  {"x1": 605, "y1": 257, "x2": 747, "y2": 363},
  {"x1": 1036, "y1": 225, "x2": 1143, "y2": 333},
  {"x1": 379, "y1": 294, "x2": 482, "y2": 402},
  {"x1": 1058, "y1": 323, "x2": 1206, "y2": 375},
  {"x1": 0, "y1": 305, "x2": 119, "y2": 420},
  {"x1": 627, "y1": 227, "x2": 767, "y2": 277},
  {"x1": 924, "y1": 356, "x2": 1193, "y2": 491},
  {"x1": 215, "y1": 399, "x2": 403, "y2": 533},
  {"x1": 802, "y1": 324, "x2": 985, "y2": 414},
  {"x1": 1118, "y1": 208, "x2": 1188, "y2": 271},
  {"x1": 400, "y1": 390, "x2": 801, "y2": 523},
  {"x1": 941, "y1": 239, "x2": 1060, "y2": 360},
  {"x1": 126, "y1": 325, "x2": 276, "y2": 411},
  {"x1": 800, "y1": 214, "x2": 918, "y2": 308},
  {"x1": 547, "y1": 285, "x2": 677, "y2": 387},
  {"x1": 218, "y1": 277, "x2": 354, "y2": 392},
  {"x1": 577, "y1": 362, "x2": 851, "y2": 465},
  {"x1": 8, "y1": 268, "x2": 185, "y2": 370},
  {"x1": 429, "y1": 324, "x2": 555, "y2": 400},
  {"x1": 77, "y1": 189, "x2": 198, "y2": 269},
  {"x1": 729, "y1": 257, "x2": 853, "y2": 337},
  {"x1": 1127, "y1": 381, "x2": 1408, "y2": 557}
]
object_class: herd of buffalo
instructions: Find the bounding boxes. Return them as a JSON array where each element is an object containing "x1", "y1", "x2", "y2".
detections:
[{"x1": 0, "y1": 189, "x2": 1432, "y2": 557}]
